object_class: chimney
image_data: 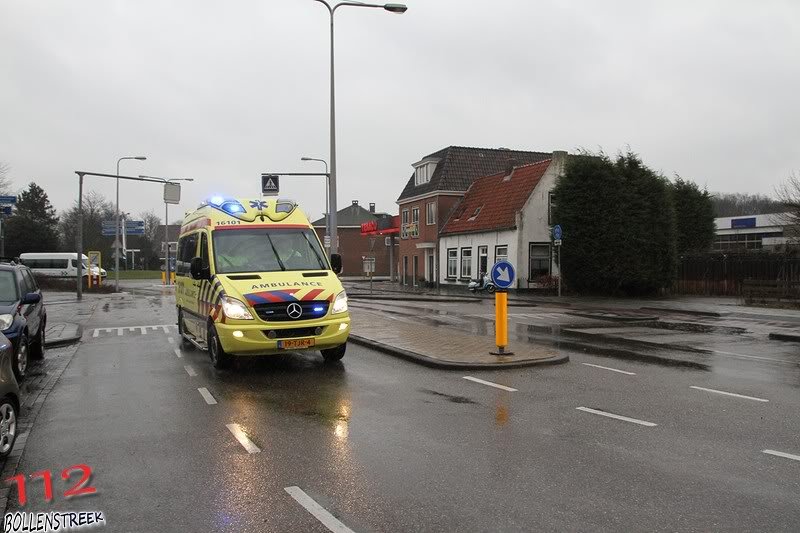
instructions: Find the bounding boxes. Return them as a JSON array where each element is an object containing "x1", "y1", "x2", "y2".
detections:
[
  {"x1": 505, "y1": 158, "x2": 518, "y2": 174},
  {"x1": 551, "y1": 150, "x2": 568, "y2": 174},
  {"x1": 352, "y1": 200, "x2": 359, "y2": 206},
  {"x1": 369, "y1": 203, "x2": 375, "y2": 213}
]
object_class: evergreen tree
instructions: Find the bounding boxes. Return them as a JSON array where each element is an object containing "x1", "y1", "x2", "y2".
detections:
[
  {"x1": 59, "y1": 191, "x2": 115, "y2": 265},
  {"x1": 551, "y1": 150, "x2": 677, "y2": 295},
  {"x1": 4, "y1": 182, "x2": 60, "y2": 257},
  {"x1": 671, "y1": 177, "x2": 715, "y2": 254}
]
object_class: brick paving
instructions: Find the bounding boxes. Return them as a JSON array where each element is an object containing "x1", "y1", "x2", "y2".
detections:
[{"x1": 350, "y1": 307, "x2": 563, "y2": 366}]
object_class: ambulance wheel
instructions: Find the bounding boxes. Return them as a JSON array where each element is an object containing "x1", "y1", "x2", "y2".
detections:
[
  {"x1": 321, "y1": 343, "x2": 346, "y2": 363},
  {"x1": 208, "y1": 325, "x2": 231, "y2": 369}
]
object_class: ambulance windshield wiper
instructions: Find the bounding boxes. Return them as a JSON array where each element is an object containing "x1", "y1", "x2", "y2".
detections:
[
  {"x1": 300, "y1": 231, "x2": 326, "y2": 270},
  {"x1": 264, "y1": 233, "x2": 286, "y2": 271}
]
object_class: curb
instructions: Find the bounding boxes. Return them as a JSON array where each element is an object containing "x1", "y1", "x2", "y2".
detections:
[
  {"x1": 768, "y1": 332, "x2": 800, "y2": 343},
  {"x1": 44, "y1": 324, "x2": 83, "y2": 348},
  {"x1": 640, "y1": 306, "x2": 726, "y2": 318},
  {"x1": 349, "y1": 335, "x2": 569, "y2": 369},
  {"x1": 561, "y1": 328, "x2": 712, "y2": 355},
  {"x1": 350, "y1": 294, "x2": 482, "y2": 303}
]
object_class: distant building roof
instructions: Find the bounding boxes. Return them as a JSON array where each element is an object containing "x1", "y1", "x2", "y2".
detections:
[
  {"x1": 440, "y1": 159, "x2": 552, "y2": 236},
  {"x1": 397, "y1": 146, "x2": 552, "y2": 202},
  {"x1": 311, "y1": 201, "x2": 390, "y2": 228}
]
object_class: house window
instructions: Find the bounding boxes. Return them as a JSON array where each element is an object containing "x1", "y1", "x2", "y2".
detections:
[
  {"x1": 468, "y1": 206, "x2": 482, "y2": 221},
  {"x1": 410, "y1": 207, "x2": 420, "y2": 238},
  {"x1": 413, "y1": 255, "x2": 419, "y2": 286},
  {"x1": 415, "y1": 165, "x2": 429, "y2": 185},
  {"x1": 402, "y1": 256, "x2": 408, "y2": 285},
  {"x1": 478, "y1": 246, "x2": 488, "y2": 274},
  {"x1": 495, "y1": 245, "x2": 508, "y2": 263},
  {"x1": 460, "y1": 248, "x2": 472, "y2": 279},
  {"x1": 548, "y1": 193, "x2": 556, "y2": 225},
  {"x1": 426, "y1": 201, "x2": 436, "y2": 225},
  {"x1": 401, "y1": 209, "x2": 409, "y2": 239},
  {"x1": 529, "y1": 243, "x2": 551, "y2": 280},
  {"x1": 447, "y1": 248, "x2": 458, "y2": 278}
]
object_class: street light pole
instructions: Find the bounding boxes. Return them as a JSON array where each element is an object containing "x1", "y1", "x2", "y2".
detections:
[
  {"x1": 312, "y1": 0, "x2": 407, "y2": 255},
  {"x1": 300, "y1": 157, "x2": 330, "y2": 252},
  {"x1": 115, "y1": 156, "x2": 146, "y2": 291}
]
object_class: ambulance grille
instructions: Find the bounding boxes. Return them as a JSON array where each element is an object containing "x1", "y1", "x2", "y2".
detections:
[{"x1": 253, "y1": 301, "x2": 330, "y2": 322}]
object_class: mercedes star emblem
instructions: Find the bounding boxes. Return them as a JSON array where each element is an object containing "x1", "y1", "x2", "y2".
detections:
[{"x1": 287, "y1": 302, "x2": 303, "y2": 319}]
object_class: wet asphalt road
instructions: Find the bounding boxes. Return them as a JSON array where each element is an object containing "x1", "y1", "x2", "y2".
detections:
[{"x1": 7, "y1": 290, "x2": 800, "y2": 532}]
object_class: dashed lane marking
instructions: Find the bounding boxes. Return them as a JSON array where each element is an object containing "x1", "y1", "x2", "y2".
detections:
[
  {"x1": 463, "y1": 376, "x2": 517, "y2": 392},
  {"x1": 284, "y1": 486, "x2": 356, "y2": 533},
  {"x1": 184, "y1": 365, "x2": 197, "y2": 377},
  {"x1": 198, "y1": 387, "x2": 217, "y2": 405},
  {"x1": 226, "y1": 423, "x2": 261, "y2": 454},
  {"x1": 763, "y1": 449, "x2": 800, "y2": 462},
  {"x1": 167, "y1": 337, "x2": 174, "y2": 344},
  {"x1": 582, "y1": 363, "x2": 636, "y2": 375},
  {"x1": 576, "y1": 406, "x2": 657, "y2": 427},
  {"x1": 690, "y1": 385, "x2": 769, "y2": 402},
  {"x1": 92, "y1": 324, "x2": 177, "y2": 338},
  {"x1": 174, "y1": 348, "x2": 182, "y2": 358}
]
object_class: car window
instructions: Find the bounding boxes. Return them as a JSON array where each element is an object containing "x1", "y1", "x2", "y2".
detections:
[
  {"x1": 200, "y1": 233, "x2": 210, "y2": 269},
  {"x1": 21, "y1": 269, "x2": 37, "y2": 292},
  {"x1": 0, "y1": 272, "x2": 19, "y2": 304}
]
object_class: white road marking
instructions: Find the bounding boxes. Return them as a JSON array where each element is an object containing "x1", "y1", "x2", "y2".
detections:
[
  {"x1": 139, "y1": 327, "x2": 147, "y2": 335},
  {"x1": 581, "y1": 363, "x2": 636, "y2": 375},
  {"x1": 576, "y1": 406, "x2": 657, "y2": 427},
  {"x1": 167, "y1": 337, "x2": 174, "y2": 344},
  {"x1": 116, "y1": 328, "x2": 123, "y2": 336},
  {"x1": 92, "y1": 329, "x2": 99, "y2": 338},
  {"x1": 174, "y1": 348, "x2": 182, "y2": 358},
  {"x1": 91, "y1": 324, "x2": 178, "y2": 338},
  {"x1": 184, "y1": 365, "x2": 197, "y2": 377},
  {"x1": 763, "y1": 449, "x2": 800, "y2": 462},
  {"x1": 226, "y1": 423, "x2": 261, "y2": 454},
  {"x1": 284, "y1": 486, "x2": 355, "y2": 533},
  {"x1": 198, "y1": 387, "x2": 217, "y2": 405},
  {"x1": 690, "y1": 385, "x2": 769, "y2": 402},
  {"x1": 463, "y1": 376, "x2": 517, "y2": 392}
]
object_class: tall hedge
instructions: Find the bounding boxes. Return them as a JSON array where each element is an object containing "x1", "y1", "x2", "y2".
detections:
[
  {"x1": 551, "y1": 151, "x2": 677, "y2": 295},
  {"x1": 670, "y1": 178, "x2": 716, "y2": 254}
]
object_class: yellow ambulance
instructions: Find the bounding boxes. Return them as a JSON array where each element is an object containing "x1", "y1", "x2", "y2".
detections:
[{"x1": 175, "y1": 196, "x2": 350, "y2": 368}]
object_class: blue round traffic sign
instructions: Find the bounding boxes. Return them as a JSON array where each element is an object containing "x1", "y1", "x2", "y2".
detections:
[
  {"x1": 553, "y1": 224, "x2": 562, "y2": 241},
  {"x1": 490, "y1": 260, "x2": 516, "y2": 289}
]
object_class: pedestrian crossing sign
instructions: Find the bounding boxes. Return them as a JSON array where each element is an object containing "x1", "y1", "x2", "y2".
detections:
[{"x1": 261, "y1": 174, "x2": 280, "y2": 196}]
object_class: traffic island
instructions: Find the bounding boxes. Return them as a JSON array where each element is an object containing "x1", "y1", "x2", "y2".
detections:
[
  {"x1": 43, "y1": 322, "x2": 83, "y2": 347},
  {"x1": 349, "y1": 308, "x2": 568, "y2": 369}
]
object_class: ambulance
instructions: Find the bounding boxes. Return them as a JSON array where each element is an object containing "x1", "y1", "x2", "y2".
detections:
[{"x1": 175, "y1": 196, "x2": 350, "y2": 368}]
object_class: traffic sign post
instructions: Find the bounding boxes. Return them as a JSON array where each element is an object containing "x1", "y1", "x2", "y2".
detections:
[
  {"x1": 552, "y1": 225, "x2": 563, "y2": 297},
  {"x1": 261, "y1": 174, "x2": 280, "y2": 196},
  {"x1": 490, "y1": 260, "x2": 516, "y2": 356}
]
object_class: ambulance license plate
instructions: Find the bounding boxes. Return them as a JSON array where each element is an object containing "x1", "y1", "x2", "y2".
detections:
[{"x1": 277, "y1": 338, "x2": 315, "y2": 350}]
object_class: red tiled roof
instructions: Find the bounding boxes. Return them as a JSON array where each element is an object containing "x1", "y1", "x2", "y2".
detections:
[{"x1": 440, "y1": 159, "x2": 552, "y2": 236}]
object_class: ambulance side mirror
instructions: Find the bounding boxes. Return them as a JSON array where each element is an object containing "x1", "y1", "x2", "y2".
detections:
[
  {"x1": 330, "y1": 254, "x2": 343, "y2": 275},
  {"x1": 190, "y1": 257, "x2": 209, "y2": 280}
]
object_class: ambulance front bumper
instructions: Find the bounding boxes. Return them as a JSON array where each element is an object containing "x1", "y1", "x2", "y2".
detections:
[{"x1": 216, "y1": 314, "x2": 351, "y2": 356}]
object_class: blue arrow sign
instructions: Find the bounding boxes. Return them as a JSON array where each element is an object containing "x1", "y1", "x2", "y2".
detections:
[
  {"x1": 125, "y1": 228, "x2": 145, "y2": 235},
  {"x1": 552, "y1": 224, "x2": 562, "y2": 241},
  {"x1": 490, "y1": 260, "x2": 516, "y2": 290}
]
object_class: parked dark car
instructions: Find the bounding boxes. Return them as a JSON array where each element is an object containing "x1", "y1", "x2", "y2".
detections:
[
  {"x1": 0, "y1": 263, "x2": 46, "y2": 381},
  {"x1": 0, "y1": 331, "x2": 20, "y2": 459}
]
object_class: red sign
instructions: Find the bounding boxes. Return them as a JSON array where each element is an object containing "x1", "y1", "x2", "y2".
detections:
[{"x1": 361, "y1": 215, "x2": 400, "y2": 236}]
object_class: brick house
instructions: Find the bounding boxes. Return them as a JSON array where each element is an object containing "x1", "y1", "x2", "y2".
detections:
[
  {"x1": 396, "y1": 146, "x2": 553, "y2": 286},
  {"x1": 438, "y1": 152, "x2": 567, "y2": 289},
  {"x1": 312, "y1": 201, "x2": 396, "y2": 277}
]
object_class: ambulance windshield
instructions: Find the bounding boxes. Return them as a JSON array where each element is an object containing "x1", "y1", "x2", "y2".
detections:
[{"x1": 212, "y1": 228, "x2": 328, "y2": 273}]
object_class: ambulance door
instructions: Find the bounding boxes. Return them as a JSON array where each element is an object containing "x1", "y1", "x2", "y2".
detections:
[
  {"x1": 196, "y1": 232, "x2": 213, "y2": 344},
  {"x1": 179, "y1": 231, "x2": 201, "y2": 336}
]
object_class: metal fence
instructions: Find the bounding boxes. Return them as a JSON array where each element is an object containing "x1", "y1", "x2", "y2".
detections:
[{"x1": 674, "y1": 253, "x2": 800, "y2": 296}]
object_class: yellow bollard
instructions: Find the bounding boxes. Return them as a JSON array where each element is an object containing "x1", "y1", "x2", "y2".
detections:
[
  {"x1": 161, "y1": 271, "x2": 166, "y2": 285},
  {"x1": 170, "y1": 271, "x2": 176, "y2": 284},
  {"x1": 491, "y1": 290, "x2": 514, "y2": 356}
]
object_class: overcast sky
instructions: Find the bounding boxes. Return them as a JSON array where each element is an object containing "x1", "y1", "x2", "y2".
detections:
[{"x1": 1, "y1": 0, "x2": 798, "y2": 223}]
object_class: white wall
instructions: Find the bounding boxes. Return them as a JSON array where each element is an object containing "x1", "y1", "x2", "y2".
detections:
[{"x1": 439, "y1": 230, "x2": 517, "y2": 285}]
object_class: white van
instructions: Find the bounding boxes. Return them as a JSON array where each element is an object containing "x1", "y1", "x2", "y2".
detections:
[{"x1": 19, "y1": 253, "x2": 107, "y2": 278}]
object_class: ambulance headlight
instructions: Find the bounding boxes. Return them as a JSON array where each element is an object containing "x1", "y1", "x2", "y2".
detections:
[
  {"x1": 331, "y1": 291, "x2": 348, "y2": 315},
  {"x1": 221, "y1": 296, "x2": 254, "y2": 320}
]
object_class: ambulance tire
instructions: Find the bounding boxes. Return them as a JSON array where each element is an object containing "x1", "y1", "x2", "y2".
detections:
[
  {"x1": 208, "y1": 325, "x2": 231, "y2": 369},
  {"x1": 321, "y1": 343, "x2": 346, "y2": 363}
]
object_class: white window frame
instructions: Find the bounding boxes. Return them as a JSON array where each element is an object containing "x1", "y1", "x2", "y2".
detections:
[
  {"x1": 460, "y1": 247, "x2": 472, "y2": 279},
  {"x1": 447, "y1": 248, "x2": 458, "y2": 278},
  {"x1": 495, "y1": 245, "x2": 508, "y2": 264},
  {"x1": 401, "y1": 209, "x2": 409, "y2": 239},
  {"x1": 426, "y1": 201, "x2": 436, "y2": 225},
  {"x1": 529, "y1": 243, "x2": 551, "y2": 280},
  {"x1": 478, "y1": 245, "x2": 488, "y2": 274}
]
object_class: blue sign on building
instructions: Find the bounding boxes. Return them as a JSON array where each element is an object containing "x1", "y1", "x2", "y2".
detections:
[{"x1": 731, "y1": 217, "x2": 756, "y2": 229}]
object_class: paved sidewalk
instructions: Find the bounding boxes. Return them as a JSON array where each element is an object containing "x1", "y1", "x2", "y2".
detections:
[
  {"x1": 44, "y1": 322, "x2": 83, "y2": 347},
  {"x1": 349, "y1": 307, "x2": 568, "y2": 369}
]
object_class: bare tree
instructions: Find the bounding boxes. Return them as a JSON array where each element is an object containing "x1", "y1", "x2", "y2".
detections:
[
  {"x1": 775, "y1": 172, "x2": 800, "y2": 233},
  {"x1": 0, "y1": 162, "x2": 12, "y2": 195}
]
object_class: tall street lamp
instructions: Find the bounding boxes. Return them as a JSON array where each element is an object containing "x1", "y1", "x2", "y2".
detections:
[
  {"x1": 140, "y1": 176, "x2": 194, "y2": 285},
  {"x1": 300, "y1": 156, "x2": 330, "y2": 251},
  {"x1": 115, "y1": 156, "x2": 146, "y2": 291},
  {"x1": 311, "y1": 0, "x2": 407, "y2": 255}
]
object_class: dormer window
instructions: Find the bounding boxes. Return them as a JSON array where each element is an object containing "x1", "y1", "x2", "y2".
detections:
[
  {"x1": 468, "y1": 206, "x2": 482, "y2": 221},
  {"x1": 413, "y1": 159, "x2": 438, "y2": 186}
]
